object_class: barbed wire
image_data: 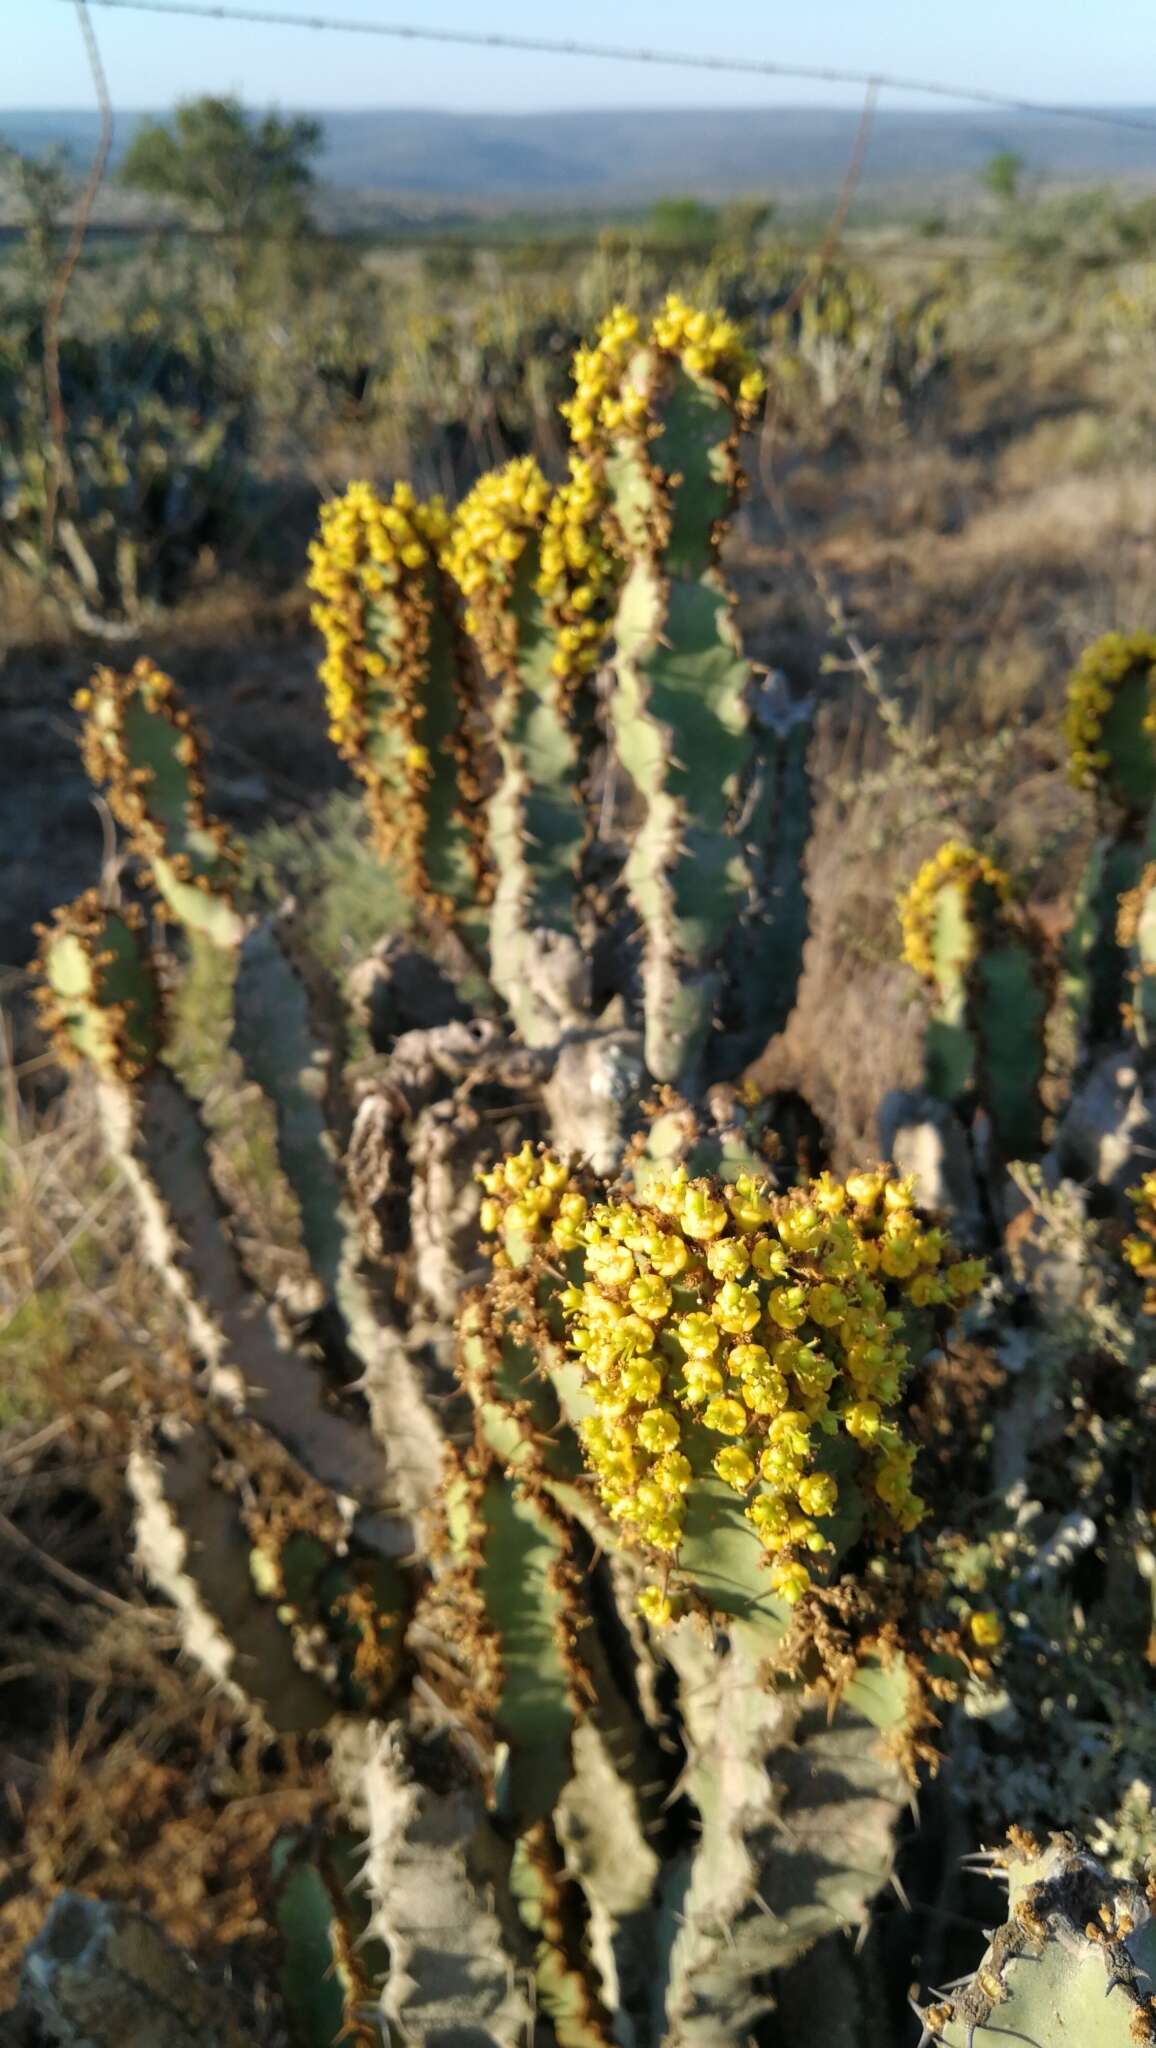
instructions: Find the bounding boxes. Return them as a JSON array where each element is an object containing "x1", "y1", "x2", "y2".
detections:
[{"x1": 46, "y1": 0, "x2": 1156, "y2": 139}]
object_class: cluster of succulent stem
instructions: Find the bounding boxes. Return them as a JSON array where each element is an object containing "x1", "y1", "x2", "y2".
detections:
[
  {"x1": 33, "y1": 891, "x2": 161, "y2": 1080},
  {"x1": 1063, "y1": 629, "x2": 1156, "y2": 797},
  {"x1": 309, "y1": 480, "x2": 448, "y2": 753},
  {"x1": 45, "y1": 302, "x2": 1156, "y2": 2048},
  {"x1": 306, "y1": 480, "x2": 470, "y2": 895},
  {"x1": 74, "y1": 656, "x2": 243, "y2": 946},
  {"x1": 898, "y1": 836, "x2": 1052, "y2": 1161},
  {"x1": 898, "y1": 840, "x2": 1013, "y2": 985},
  {"x1": 1054, "y1": 631, "x2": 1156, "y2": 1065},
  {"x1": 302, "y1": 296, "x2": 802, "y2": 1083}
]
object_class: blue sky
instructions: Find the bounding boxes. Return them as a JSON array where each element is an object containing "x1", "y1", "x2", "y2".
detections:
[{"x1": 10, "y1": 0, "x2": 1156, "y2": 111}]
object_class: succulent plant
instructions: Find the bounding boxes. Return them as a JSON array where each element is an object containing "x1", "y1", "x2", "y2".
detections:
[
  {"x1": 1062, "y1": 632, "x2": 1156, "y2": 1055},
  {"x1": 29, "y1": 300, "x2": 1156, "y2": 2048},
  {"x1": 899, "y1": 839, "x2": 1049, "y2": 1161},
  {"x1": 915, "y1": 1834, "x2": 1156, "y2": 2048}
]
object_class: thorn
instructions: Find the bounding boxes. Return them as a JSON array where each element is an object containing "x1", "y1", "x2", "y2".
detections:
[
  {"x1": 907, "y1": 1996, "x2": 940, "y2": 2048},
  {"x1": 1104, "y1": 1974, "x2": 1127, "y2": 1998},
  {"x1": 890, "y1": 1867, "x2": 913, "y2": 1912},
  {"x1": 749, "y1": 1889, "x2": 787, "y2": 1927}
]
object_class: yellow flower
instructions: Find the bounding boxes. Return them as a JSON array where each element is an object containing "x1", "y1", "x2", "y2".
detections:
[
  {"x1": 768, "y1": 1286, "x2": 808, "y2": 1331},
  {"x1": 676, "y1": 1312, "x2": 721, "y2": 1360},
  {"x1": 806, "y1": 1283, "x2": 846, "y2": 1328},
  {"x1": 968, "y1": 1608, "x2": 1003, "y2": 1651},
  {"x1": 844, "y1": 1400, "x2": 881, "y2": 1449},
  {"x1": 729, "y1": 1175, "x2": 775, "y2": 1229},
  {"x1": 729, "y1": 1341, "x2": 770, "y2": 1378},
  {"x1": 714, "y1": 1444, "x2": 757, "y2": 1491},
  {"x1": 585, "y1": 1240, "x2": 636, "y2": 1289},
  {"x1": 702, "y1": 1397, "x2": 748, "y2": 1437},
  {"x1": 748, "y1": 1492, "x2": 790, "y2": 1543},
  {"x1": 769, "y1": 1560, "x2": 812, "y2": 1605},
  {"x1": 751, "y1": 1237, "x2": 789, "y2": 1280},
  {"x1": 681, "y1": 1184, "x2": 730, "y2": 1240},
  {"x1": 706, "y1": 1237, "x2": 750, "y2": 1281},
  {"x1": 682, "y1": 1361, "x2": 725, "y2": 1405},
  {"x1": 637, "y1": 1408, "x2": 680, "y2": 1453},
  {"x1": 796, "y1": 1471, "x2": 838, "y2": 1518},
  {"x1": 648, "y1": 1232, "x2": 690, "y2": 1278},
  {"x1": 630, "y1": 1273, "x2": 673, "y2": 1322},
  {"x1": 712, "y1": 1279, "x2": 761, "y2": 1335},
  {"x1": 621, "y1": 1360, "x2": 662, "y2": 1404},
  {"x1": 638, "y1": 1584, "x2": 673, "y2": 1627}
]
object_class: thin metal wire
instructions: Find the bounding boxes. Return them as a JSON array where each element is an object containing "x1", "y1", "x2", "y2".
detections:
[{"x1": 51, "y1": 0, "x2": 1156, "y2": 138}]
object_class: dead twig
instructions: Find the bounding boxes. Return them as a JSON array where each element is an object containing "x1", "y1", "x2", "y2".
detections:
[{"x1": 0, "y1": 1507, "x2": 159, "y2": 1624}]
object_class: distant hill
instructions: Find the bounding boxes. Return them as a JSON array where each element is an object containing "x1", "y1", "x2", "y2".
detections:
[{"x1": 4, "y1": 105, "x2": 1156, "y2": 210}]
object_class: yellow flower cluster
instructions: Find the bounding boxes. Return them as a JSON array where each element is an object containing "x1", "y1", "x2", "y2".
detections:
[
  {"x1": 441, "y1": 456, "x2": 552, "y2": 673},
  {"x1": 1063, "y1": 631, "x2": 1156, "y2": 792},
  {"x1": 307, "y1": 479, "x2": 449, "y2": 766},
  {"x1": 535, "y1": 455, "x2": 620, "y2": 684},
  {"x1": 477, "y1": 1141, "x2": 586, "y2": 1255},
  {"x1": 560, "y1": 298, "x2": 765, "y2": 455},
  {"x1": 899, "y1": 841, "x2": 1013, "y2": 985},
  {"x1": 650, "y1": 293, "x2": 767, "y2": 415},
  {"x1": 479, "y1": 1151, "x2": 984, "y2": 1612},
  {"x1": 1124, "y1": 1169, "x2": 1156, "y2": 1312},
  {"x1": 561, "y1": 305, "x2": 645, "y2": 450}
]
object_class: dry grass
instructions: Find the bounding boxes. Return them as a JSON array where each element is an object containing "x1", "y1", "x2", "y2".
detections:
[
  {"x1": 0, "y1": 1419, "x2": 329, "y2": 2006},
  {"x1": 0, "y1": 1037, "x2": 330, "y2": 2007},
  {"x1": 0, "y1": 1000, "x2": 169, "y2": 1429}
]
